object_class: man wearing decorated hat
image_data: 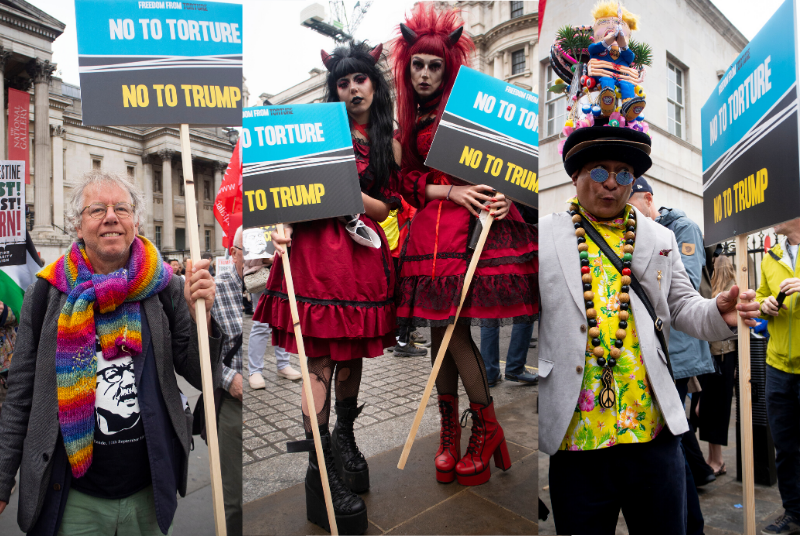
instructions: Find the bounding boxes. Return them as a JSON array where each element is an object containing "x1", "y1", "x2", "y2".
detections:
[{"x1": 538, "y1": 125, "x2": 761, "y2": 534}]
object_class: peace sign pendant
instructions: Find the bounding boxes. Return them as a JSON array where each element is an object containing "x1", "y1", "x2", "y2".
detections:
[{"x1": 599, "y1": 367, "x2": 616, "y2": 409}]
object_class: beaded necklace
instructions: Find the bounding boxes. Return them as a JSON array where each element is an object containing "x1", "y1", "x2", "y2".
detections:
[{"x1": 570, "y1": 201, "x2": 637, "y2": 409}]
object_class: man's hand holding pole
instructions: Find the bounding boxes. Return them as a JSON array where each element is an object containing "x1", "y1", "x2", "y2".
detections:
[{"x1": 717, "y1": 285, "x2": 761, "y2": 327}]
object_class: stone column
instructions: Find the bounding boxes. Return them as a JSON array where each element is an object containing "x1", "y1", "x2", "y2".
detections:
[
  {"x1": 158, "y1": 149, "x2": 176, "y2": 251},
  {"x1": 142, "y1": 154, "x2": 155, "y2": 240},
  {"x1": 50, "y1": 124, "x2": 66, "y2": 232},
  {"x1": 213, "y1": 160, "x2": 226, "y2": 253},
  {"x1": 492, "y1": 54, "x2": 503, "y2": 80},
  {"x1": 29, "y1": 59, "x2": 56, "y2": 235},
  {"x1": 0, "y1": 48, "x2": 12, "y2": 159}
]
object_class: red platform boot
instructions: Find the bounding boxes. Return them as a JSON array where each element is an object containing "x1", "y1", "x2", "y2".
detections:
[
  {"x1": 455, "y1": 398, "x2": 511, "y2": 486},
  {"x1": 434, "y1": 394, "x2": 461, "y2": 483}
]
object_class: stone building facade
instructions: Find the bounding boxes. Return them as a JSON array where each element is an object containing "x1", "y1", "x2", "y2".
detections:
[
  {"x1": 262, "y1": 1, "x2": 538, "y2": 109},
  {"x1": 2, "y1": 0, "x2": 235, "y2": 262},
  {"x1": 537, "y1": 0, "x2": 747, "y2": 229}
]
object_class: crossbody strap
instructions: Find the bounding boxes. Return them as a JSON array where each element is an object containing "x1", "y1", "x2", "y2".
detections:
[{"x1": 581, "y1": 219, "x2": 675, "y2": 381}]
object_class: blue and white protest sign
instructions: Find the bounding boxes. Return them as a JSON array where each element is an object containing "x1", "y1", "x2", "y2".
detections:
[
  {"x1": 241, "y1": 103, "x2": 364, "y2": 227},
  {"x1": 425, "y1": 66, "x2": 539, "y2": 208},
  {"x1": 701, "y1": 0, "x2": 797, "y2": 244},
  {"x1": 75, "y1": 0, "x2": 243, "y2": 126}
]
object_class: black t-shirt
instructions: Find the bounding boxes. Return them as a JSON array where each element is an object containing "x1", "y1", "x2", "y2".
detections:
[{"x1": 71, "y1": 338, "x2": 151, "y2": 498}]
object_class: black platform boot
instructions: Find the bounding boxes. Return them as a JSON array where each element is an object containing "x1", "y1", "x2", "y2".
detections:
[
  {"x1": 332, "y1": 398, "x2": 370, "y2": 493},
  {"x1": 288, "y1": 428, "x2": 368, "y2": 535}
]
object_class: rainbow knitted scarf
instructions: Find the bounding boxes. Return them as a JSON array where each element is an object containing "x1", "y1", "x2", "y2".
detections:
[{"x1": 38, "y1": 236, "x2": 172, "y2": 477}]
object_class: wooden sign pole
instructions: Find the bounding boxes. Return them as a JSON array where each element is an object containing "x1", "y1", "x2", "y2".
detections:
[
  {"x1": 179, "y1": 124, "x2": 227, "y2": 536},
  {"x1": 277, "y1": 223, "x2": 339, "y2": 535},
  {"x1": 735, "y1": 233, "x2": 756, "y2": 535},
  {"x1": 398, "y1": 213, "x2": 495, "y2": 470}
]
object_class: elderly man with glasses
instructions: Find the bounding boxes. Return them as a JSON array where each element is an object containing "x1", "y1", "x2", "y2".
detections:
[{"x1": 0, "y1": 170, "x2": 223, "y2": 536}]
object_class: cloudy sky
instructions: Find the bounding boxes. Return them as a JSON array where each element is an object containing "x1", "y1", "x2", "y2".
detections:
[{"x1": 26, "y1": 0, "x2": 785, "y2": 102}]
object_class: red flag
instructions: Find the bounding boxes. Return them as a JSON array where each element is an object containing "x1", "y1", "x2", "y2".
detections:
[
  {"x1": 213, "y1": 138, "x2": 242, "y2": 248},
  {"x1": 538, "y1": 0, "x2": 546, "y2": 36}
]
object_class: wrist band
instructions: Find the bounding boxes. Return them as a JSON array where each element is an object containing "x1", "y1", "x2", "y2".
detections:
[{"x1": 446, "y1": 185, "x2": 454, "y2": 201}]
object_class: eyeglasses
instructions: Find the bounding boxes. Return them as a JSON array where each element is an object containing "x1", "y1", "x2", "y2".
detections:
[
  {"x1": 81, "y1": 202, "x2": 135, "y2": 220},
  {"x1": 232, "y1": 246, "x2": 243, "y2": 251},
  {"x1": 589, "y1": 167, "x2": 635, "y2": 186}
]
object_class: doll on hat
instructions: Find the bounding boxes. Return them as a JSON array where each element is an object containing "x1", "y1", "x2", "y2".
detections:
[{"x1": 587, "y1": 0, "x2": 646, "y2": 121}]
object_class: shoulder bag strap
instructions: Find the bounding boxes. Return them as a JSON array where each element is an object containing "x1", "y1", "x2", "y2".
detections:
[{"x1": 581, "y1": 220, "x2": 675, "y2": 381}]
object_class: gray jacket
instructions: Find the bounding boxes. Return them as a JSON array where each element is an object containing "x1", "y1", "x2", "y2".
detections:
[
  {"x1": 0, "y1": 276, "x2": 222, "y2": 533},
  {"x1": 538, "y1": 207, "x2": 733, "y2": 455}
]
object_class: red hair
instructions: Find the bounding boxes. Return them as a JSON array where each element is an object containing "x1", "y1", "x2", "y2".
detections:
[{"x1": 391, "y1": 3, "x2": 474, "y2": 169}]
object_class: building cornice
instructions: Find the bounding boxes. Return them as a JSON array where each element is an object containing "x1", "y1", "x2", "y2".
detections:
[
  {"x1": 0, "y1": 2, "x2": 64, "y2": 43},
  {"x1": 686, "y1": 0, "x2": 748, "y2": 52},
  {"x1": 474, "y1": 13, "x2": 537, "y2": 48}
]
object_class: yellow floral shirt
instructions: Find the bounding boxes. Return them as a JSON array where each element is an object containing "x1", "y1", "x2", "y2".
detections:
[{"x1": 560, "y1": 199, "x2": 665, "y2": 451}]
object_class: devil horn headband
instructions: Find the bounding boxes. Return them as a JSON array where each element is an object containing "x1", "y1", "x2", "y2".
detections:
[
  {"x1": 449, "y1": 26, "x2": 464, "y2": 46},
  {"x1": 400, "y1": 23, "x2": 464, "y2": 46},
  {"x1": 369, "y1": 43, "x2": 383, "y2": 63},
  {"x1": 321, "y1": 49, "x2": 335, "y2": 71},
  {"x1": 400, "y1": 23, "x2": 417, "y2": 44}
]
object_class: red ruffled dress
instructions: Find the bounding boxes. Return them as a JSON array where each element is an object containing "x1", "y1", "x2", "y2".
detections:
[
  {"x1": 396, "y1": 114, "x2": 539, "y2": 327},
  {"x1": 254, "y1": 138, "x2": 401, "y2": 361}
]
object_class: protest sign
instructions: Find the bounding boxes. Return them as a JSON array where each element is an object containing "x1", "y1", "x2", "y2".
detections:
[
  {"x1": 425, "y1": 66, "x2": 539, "y2": 208},
  {"x1": 241, "y1": 103, "x2": 364, "y2": 228},
  {"x1": 215, "y1": 255, "x2": 234, "y2": 273},
  {"x1": 74, "y1": 0, "x2": 243, "y2": 127},
  {"x1": 701, "y1": 0, "x2": 796, "y2": 244},
  {"x1": 7, "y1": 90, "x2": 29, "y2": 185},
  {"x1": 0, "y1": 162, "x2": 26, "y2": 267},
  {"x1": 243, "y1": 226, "x2": 275, "y2": 260}
]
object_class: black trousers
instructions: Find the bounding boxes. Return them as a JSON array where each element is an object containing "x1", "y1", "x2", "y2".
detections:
[{"x1": 549, "y1": 429, "x2": 687, "y2": 535}]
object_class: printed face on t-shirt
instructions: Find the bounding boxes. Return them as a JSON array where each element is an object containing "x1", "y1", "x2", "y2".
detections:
[{"x1": 95, "y1": 351, "x2": 141, "y2": 436}]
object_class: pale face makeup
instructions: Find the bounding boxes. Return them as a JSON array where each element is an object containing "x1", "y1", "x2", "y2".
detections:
[
  {"x1": 410, "y1": 54, "x2": 444, "y2": 99},
  {"x1": 336, "y1": 72, "x2": 374, "y2": 125}
]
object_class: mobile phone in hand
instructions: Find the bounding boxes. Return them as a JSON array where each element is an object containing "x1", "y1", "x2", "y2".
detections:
[{"x1": 777, "y1": 291, "x2": 787, "y2": 307}]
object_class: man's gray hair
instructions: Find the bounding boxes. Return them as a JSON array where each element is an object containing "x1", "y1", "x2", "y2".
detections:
[
  {"x1": 66, "y1": 170, "x2": 146, "y2": 236},
  {"x1": 233, "y1": 225, "x2": 243, "y2": 248}
]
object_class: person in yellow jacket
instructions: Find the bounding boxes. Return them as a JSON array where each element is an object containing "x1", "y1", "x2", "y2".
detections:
[{"x1": 755, "y1": 217, "x2": 800, "y2": 535}]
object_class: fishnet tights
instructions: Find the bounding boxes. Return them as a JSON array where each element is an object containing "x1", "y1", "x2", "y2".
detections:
[
  {"x1": 301, "y1": 356, "x2": 364, "y2": 432},
  {"x1": 430, "y1": 324, "x2": 490, "y2": 407}
]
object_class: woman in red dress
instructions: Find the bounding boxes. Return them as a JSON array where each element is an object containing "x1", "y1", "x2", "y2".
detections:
[
  {"x1": 256, "y1": 41, "x2": 400, "y2": 535},
  {"x1": 391, "y1": 4, "x2": 539, "y2": 486}
]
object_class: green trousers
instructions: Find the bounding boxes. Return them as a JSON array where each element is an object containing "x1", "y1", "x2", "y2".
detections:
[{"x1": 57, "y1": 485, "x2": 172, "y2": 536}]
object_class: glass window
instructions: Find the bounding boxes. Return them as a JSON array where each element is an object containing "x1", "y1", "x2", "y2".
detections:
[
  {"x1": 154, "y1": 171, "x2": 162, "y2": 193},
  {"x1": 127, "y1": 165, "x2": 134, "y2": 178},
  {"x1": 204, "y1": 181, "x2": 211, "y2": 200},
  {"x1": 92, "y1": 159, "x2": 101, "y2": 170},
  {"x1": 155, "y1": 226, "x2": 162, "y2": 250},
  {"x1": 512, "y1": 50, "x2": 525, "y2": 75},
  {"x1": 510, "y1": 1, "x2": 524, "y2": 18},
  {"x1": 205, "y1": 230, "x2": 211, "y2": 251},
  {"x1": 176, "y1": 228, "x2": 185, "y2": 251},
  {"x1": 179, "y1": 178, "x2": 185, "y2": 197},
  {"x1": 667, "y1": 61, "x2": 685, "y2": 139},
  {"x1": 545, "y1": 66, "x2": 567, "y2": 138}
]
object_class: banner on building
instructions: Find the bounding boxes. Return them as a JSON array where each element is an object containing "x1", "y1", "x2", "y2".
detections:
[
  {"x1": 701, "y1": 0, "x2": 797, "y2": 244},
  {"x1": 0, "y1": 161, "x2": 26, "y2": 267},
  {"x1": 425, "y1": 66, "x2": 539, "y2": 208},
  {"x1": 8, "y1": 89, "x2": 30, "y2": 185},
  {"x1": 74, "y1": 0, "x2": 243, "y2": 127},
  {"x1": 241, "y1": 103, "x2": 363, "y2": 228}
]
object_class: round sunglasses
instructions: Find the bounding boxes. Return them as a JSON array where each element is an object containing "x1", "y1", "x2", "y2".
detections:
[{"x1": 589, "y1": 167, "x2": 635, "y2": 186}]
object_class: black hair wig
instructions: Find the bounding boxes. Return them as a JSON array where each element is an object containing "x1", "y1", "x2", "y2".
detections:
[{"x1": 322, "y1": 41, "x2": 396, "y2": 198}]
